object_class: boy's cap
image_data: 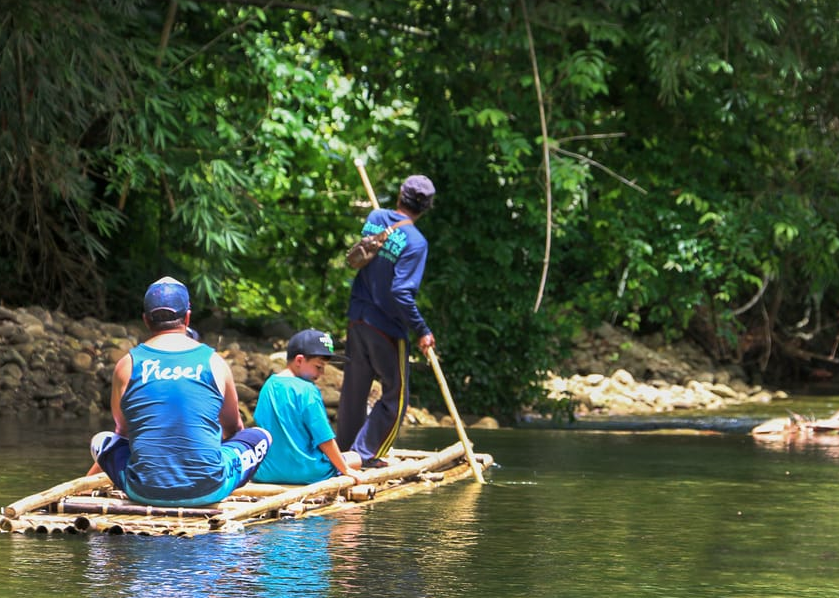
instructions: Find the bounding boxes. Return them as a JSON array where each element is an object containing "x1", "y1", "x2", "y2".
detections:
[
  {"x1": 400, "y1": 175, "x2": 435, "y2": 213},
  {"x1": 143, "y1": 276, "x2": 190, "y2": 321},
  {"x1": 287, "y1": 329, "x2": 347, "y2": 361}
]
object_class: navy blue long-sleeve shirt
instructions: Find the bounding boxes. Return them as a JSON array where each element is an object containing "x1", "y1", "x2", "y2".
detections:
[{"x1": 347, "y1": 209, "x2": 431, "y2": 340}]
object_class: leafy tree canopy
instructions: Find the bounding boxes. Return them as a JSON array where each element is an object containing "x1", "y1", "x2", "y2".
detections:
[{"x1": 3, "y1": 0, "x2": 839, "y2": 419}]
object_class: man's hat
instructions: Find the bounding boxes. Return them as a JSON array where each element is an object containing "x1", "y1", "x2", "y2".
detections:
[
  {"x1": 143, "y1": 276, "x2": 190, "y2": 321},
  {"x1": 399, "y1": 174, "x2": 435, "y2": 213},
  {"x1": 287, "y1": 329, "x2": 347, "y2": 361}
]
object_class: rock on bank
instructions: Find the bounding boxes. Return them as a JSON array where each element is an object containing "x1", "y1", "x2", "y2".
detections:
[{"x1": 541, "y1": 322, "x2": 789, "y2": 418}]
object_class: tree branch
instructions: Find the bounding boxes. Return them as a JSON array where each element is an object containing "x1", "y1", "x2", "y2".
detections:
[
  {"x1": 732, "y1": 273, "x2": 769, "y2": 316},
  {"x1": 551, "y1": 146, "x2": 648, "y2": 195},
  {"x1": 519, "y1": 0, "x2": 551, "y2": 314},
  {"x1": 156, "y1": 0, "x2": 179, "y2": 68}
]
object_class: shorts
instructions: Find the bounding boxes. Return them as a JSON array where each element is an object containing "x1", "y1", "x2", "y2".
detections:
[{"x1": 90, "y1": 427, "x2": 272, "y2": 507}]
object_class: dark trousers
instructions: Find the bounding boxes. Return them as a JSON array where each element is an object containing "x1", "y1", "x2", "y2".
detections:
[{"x1": 337, "y1": 321, "x2": 409, "y2": 460}]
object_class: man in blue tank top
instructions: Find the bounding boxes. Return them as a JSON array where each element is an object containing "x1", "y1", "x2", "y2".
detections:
[
  {"x1": 88, "y1": 277, "x2": 272, "y2": 507},
  {"x1": 337, "y1": 174, "x2": 437, "y2": 468}
]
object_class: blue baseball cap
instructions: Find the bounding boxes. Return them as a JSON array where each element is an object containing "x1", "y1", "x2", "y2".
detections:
[
  {"x1": 287, "y1": 329, "x2": 347, "y2": 361},
  {"x1": 143, "y1": 276, "x2": 190, "y2": 321}
]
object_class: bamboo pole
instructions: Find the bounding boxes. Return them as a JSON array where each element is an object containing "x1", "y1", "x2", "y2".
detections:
[
  {"x1": 388, "y1": 448, "x2": 438, "y2": 459},
  {"x1": 3, "y1": 473, "x2": 112, "y2": 519},
  {"x1": 234, "y1": 452, "x2": 492, "y2": 526},
  {"x1": 0, "y1": 515, "x2": 23, "y2": 532},
  {"x1": 284, "y1": 453, "x2": 493, "y2": 522},
  {"x1": 354, "y1": 158, "x2": 381, "y2": 210},
  {"x1": 427, "y1": 348, "x2": 486, "y2": 484}
]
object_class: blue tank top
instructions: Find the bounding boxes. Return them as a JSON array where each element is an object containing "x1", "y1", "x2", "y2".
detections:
[{"x1": 121, "y1": 343, "x2": 227, "y2": 502}]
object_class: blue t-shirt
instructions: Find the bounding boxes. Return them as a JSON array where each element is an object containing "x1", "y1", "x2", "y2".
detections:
[
  {"x1": 252, "y1": 373, "x2": 338, "y2": 484},
  {"x1": 347, "y1": 208, "x2": 431, "y2": 340},
  {"x1": 121, "y1": 343, "x2": 228, "y2": 502}
]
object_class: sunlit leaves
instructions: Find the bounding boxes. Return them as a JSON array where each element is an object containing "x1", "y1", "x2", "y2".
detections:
[
  {"x1": 7, "y1": 0, "x2": 839, "y2": 411},
  {"x1": 562, "y1": 49, "x2": 611, "y2": 99},
  {"x1": 773, "y1": 222, "x2": 798, "y2": 247}
]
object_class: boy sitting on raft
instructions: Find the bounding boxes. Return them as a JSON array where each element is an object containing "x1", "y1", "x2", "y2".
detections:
[{"x1": 252, "y1": 329, "x2": 363, "y2": 485}]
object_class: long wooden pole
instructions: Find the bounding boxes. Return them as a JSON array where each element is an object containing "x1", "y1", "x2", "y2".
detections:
[
  {"x1": 427, "y1": 347, "x2": 486, "y2": 484},
  {"x1": 353, "y1": 158, "x2": 381, "y2": 210}
]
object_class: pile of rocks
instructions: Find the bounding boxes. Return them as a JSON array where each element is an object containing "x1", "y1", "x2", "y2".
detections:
[{"x1": 544, "y1": 322, "x2": 788, "y2": 416}]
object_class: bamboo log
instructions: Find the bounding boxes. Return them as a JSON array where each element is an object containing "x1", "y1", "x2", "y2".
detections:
[
  {"x1": 356, "y1": 442, "x2": 468, "y2": 485},
  {"x1": 74, "y1": 516, "x2": 95, "y2": 532},
  {"x1": 279, "y1": 454, "x2": 493, "y2": 522},
  {"x1": 388, "y1": 448, "x2": 438, "y2": 459},
  {"x1": 57, "y1": 497, "x2": 223, "y2": 518},
  {"x1": 231, "y1": 482, "x2": 294, "y2": 497},
  {"x1": 347, "y1": 484, "x2": 376, "y2": 502},
  {"x1": 80, "y1": 515, "x2": 211, "y2": 536},
  {"x1": 806, "y1": 419, "x2": 839, "y2": 432},
  {"x1": 0, "y1": 515, "x2": 25, "y2": 532},
  {"x1": 3, "y1": 473, "x2": 112, "y2": 519},
  {"x1": 3, "y1": 514, "x2": 78, "y2": 534},
  {"x1": 209, "y1": 442, "x2": 467, "y2": 529}
]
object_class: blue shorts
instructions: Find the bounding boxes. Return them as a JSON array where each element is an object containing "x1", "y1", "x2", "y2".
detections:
[{"x1": 91, "y1": 428, "x2": 272, "y2": 507}]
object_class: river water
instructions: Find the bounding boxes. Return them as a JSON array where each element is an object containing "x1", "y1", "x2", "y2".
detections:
[{"x1": 4, "y1": 393, "x2": 839, "y2": 598}]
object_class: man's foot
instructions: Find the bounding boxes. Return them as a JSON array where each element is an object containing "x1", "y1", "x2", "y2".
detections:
[
  {"x1": 361, "y1": 457, "x2": 389, "y2": 469},
  {"x1": 90, "y1": 431, "x2": 118, "y2": 462}
]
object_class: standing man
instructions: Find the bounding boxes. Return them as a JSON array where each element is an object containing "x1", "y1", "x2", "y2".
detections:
[
  {"x1": 252, "y1": 328, "x2": 363, "y2": 484},
  {"x1": 88, "y1": 276, "x2": 272, "y2": 507},
  {"x1": 337, "y1": 174, "x2": 437, "y2": 468}
]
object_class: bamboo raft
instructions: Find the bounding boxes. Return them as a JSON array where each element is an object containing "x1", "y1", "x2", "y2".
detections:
[
  {"x1": 0, "y1": 442, "x2": 492, "y2": 537},
  {"x1": 751, "y1": 411, "x2": 839, "y2": 438}
]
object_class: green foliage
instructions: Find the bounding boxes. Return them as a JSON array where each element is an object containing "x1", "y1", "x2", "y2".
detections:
[
  {"x1": 0, "y1": 0, "x2": 139, "y2": 313},
  {"x1": 6, "y1": 0, "x2": 839, "y2": 418}
]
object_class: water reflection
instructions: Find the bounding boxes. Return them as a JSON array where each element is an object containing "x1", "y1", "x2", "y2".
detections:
[
  {"x1": 39, "y1": 482, "x2": 486, "y2": 598},
  {"x1": 753, "y1": 430, "x2": 839, "y2": 460},
  {"x1": 81, "y1": 518, "x2": 335, "y2": 598},
  {"x1": 326, "y1": 482, "x2": 485, "y2": 597}
]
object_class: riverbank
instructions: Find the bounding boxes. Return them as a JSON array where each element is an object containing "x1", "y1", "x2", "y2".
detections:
[
  {"x1": 539, "y1": 321, "x2": 791, "y2": 421},
  {"x1": 0, "y1": 306, "x2": 791, "y2": 427}
]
